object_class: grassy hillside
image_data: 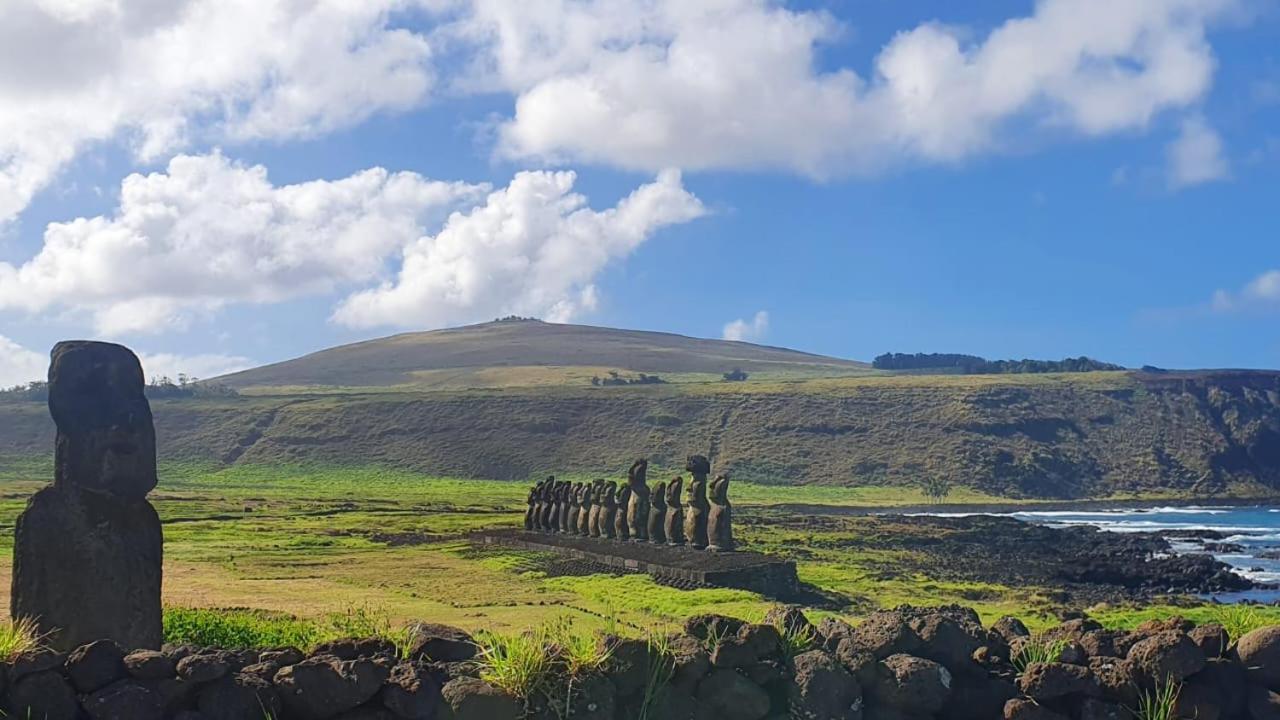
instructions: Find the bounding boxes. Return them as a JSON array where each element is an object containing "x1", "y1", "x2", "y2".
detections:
[
  {"x1": 214, "y1": 318, "x2": 869, "y2": 390},
  {"x1": 4, "y1": 369, "x2": 1279, "y2": 499}
]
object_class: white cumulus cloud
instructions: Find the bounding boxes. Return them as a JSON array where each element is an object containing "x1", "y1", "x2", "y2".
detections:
[
  {"x1": 0, "y1": 152, "x2": 489, "y2": 334},
  {"x1": 1212, "y1": 270, "x2": 1280, "y2": 312},
  {"x1": 0, "y1": 335, "x2": 48, "y2": 387},
  {"x1": 446, "y1": 0, "x2": 1237, "y2": 176},
  {"x1": 1166, "y1": 115, "x2": 1231, "y2": 188},
  {"x1": 722, "y1": 311, "x2": 770, "y2": 343},
  {"x1": 332, "y1": 168, "x2": 706, "y2": 328},
  {"x1": 0, "y1": 0, "x2": 441, "y2": 222},
  {"x1": 138, "y1": 352, "x2": 254, "y2": 382}
]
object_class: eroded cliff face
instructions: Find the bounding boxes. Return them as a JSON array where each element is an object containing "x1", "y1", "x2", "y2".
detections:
[{"x1": 2, "y1": 372, "x2": 1279, "y2": 499}]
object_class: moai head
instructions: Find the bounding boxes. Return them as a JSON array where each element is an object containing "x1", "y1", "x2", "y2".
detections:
[
  {"x1": 651, "y1": 481, "x2": 667, "y2": 509},
  {"x1": 49, "y1": 341, "x2": 157, "y2": 499},
  {"x1": 628, "y1": 459, "x2": 648, "y2": 489},
  {"x1": 711, "y1": 475, "x2": 730, "y2": 503},
  {"x1": 618, "y1": 485, "x2": 631, "y2": 504},
  {"x1": 603, "y1": 481, "x2": 618, "y2": 506},
  {"x1": 666, "y1": 476, "x2": 683, "y2": 506},
  {"x1": 685, "y1": 455, "x2": 711, "y2": 479}
]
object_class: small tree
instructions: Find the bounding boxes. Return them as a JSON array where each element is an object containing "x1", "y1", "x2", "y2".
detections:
[
  {"x1": 722, "y1": 368, "x2": 749, "y2": 382},
  {"x1": 920, "y1": 477, "x2": 952, "y2": 504}
]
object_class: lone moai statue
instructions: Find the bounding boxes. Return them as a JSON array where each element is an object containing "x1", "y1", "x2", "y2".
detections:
[
  {"x1": 665, "y1": 476, "x2": 685, "y2": 546},
  {"x1": 647, "y1": 480, "x2": 667, "y2": 544},
  {"x1": 707, "y1": 475, "x2": 735, "y2": 552},
  {"x1": 614, "y1": 484, "x2": 632, "y2": 540},
  {"x1": 625, "y1": 459, "x2": 650, "y2": 542},
  {"x1": 600, "y1": 481, "x2": 618, "y2": 539},
  {"x1": 12, "y1": 341, "x2": 163, "y2": 651},
  {"x1": 683, "y1": 455, "x2": 711, "y2": 549}
]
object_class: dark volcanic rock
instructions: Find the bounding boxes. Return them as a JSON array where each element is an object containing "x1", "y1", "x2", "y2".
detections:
[
  {"x1": 125, "y1": 649, "x2": 176, "y2": 681},
  {"x1": 7, "y1": 670, "x2": 80, "y2": 720},
  {"x1": 867, "y1": 653, "x2": 951, "y2": 715},
  {"x1": 440, "y1": 676, "x2": 521, "y2": 720},
  {"x1": 380, "y1": 662, "x2": 441, "y2": 719},
  {"x1": 275, "y1": 656, "x2": 389, "y2": 719},
  {"x1": 1237, "y1": 625, "x2": 1280, "y2": 688},
  {"x1": 1125, "y1": 631, "x2": 1205, "y2": 682},
  {"x1": 197, "y1": 673, "x2": 283, "y2": 720},
  {"x1": 67, "y1": 639, "x2": 129, "y2": 693},
  {"x1": 406, "y1": 623, "x2": 477, "y2": 663},
  {"x1": 1017, "y1": 662, "x2": 1097, "y2": 700},
  {"x1": 696, "y1": 668, "x2": 771, "y2": 720},
  {"x1": 177, "y1": 652, "x2": 231, "y2": 684},
  {"x1": 83, "y1": 680, "x2": 164, "y2": 720},
  {"x1": 789, "y1": 650, "x2": 863, "y2": 720}
]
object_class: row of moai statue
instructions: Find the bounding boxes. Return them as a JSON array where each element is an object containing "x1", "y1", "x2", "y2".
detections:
[{"x1": 524, "y1": 455, "x2": 734, "y2": 552}]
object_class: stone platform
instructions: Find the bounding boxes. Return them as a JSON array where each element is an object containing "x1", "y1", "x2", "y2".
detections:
[{"x1": 474, "y1": 529, "x2": 799, "y2": 598}]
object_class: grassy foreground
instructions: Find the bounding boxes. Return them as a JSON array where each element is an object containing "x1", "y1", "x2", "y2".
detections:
[{"x1": 1, "y1": 459, "x2": 1277, "y2": 640}]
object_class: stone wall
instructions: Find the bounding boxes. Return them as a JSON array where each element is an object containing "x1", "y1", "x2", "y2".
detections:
[{"x1": 3, "y1": 604, "x2": 1278, "y2": 719}]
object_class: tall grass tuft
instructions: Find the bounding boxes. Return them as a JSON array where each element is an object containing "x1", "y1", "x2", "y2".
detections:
[
  {"x1": 0, "y1": 616, "x2": 47, "y2": 661},
  {"x1": 1011, "y1": 636, "x2": 1070, "y2": 674},
  {"x1": 474, "y1": 628, "x2": 556, "y2": 701},
  {"x1": 1130, "y1": 677, "x2": 1182, "y2": 720},
  {"x1": 773, "y1": 620, "x2": 817, "y2": 660},
  {"x1": 1213, "y1": 604, "x2": 1268, "y2": 643},
  {"x1": 638, "y1": 632, "x2": 676, "y2": 720}
]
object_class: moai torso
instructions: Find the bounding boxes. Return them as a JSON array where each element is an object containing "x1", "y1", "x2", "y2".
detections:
[
  {"x1": 683, "y1": 455, "x2": 711, "y2": 549},
  {"x1": 588, "y1": 481, "x2": 604, "y2": 538},
  {"x1": 525, "y1": 486, "x2": 537, "y2": 530},
  {"x1": 540, "y1": 476, "x2": 558, "y2": 531},
  {"x1": 626, "y1": 459, "x2": 650, "y2": 541},
  {"x1": 614, "y1": 486, "x2": 631, "y2": 540},
  {"x1": 600, "y1": 482, "x2": 618, "y2": 539},
  {"x1": 665, "y1": 476, "x2": 686, "y2": 546},
  {"x1": 648, "y1": 481, "x2": 667, "y2": 544},
  {"x1": 567, "y1": 483, "x2": 582, "y2": 534},
  {"x1": 707, "y1": 475, "x2": 735, "y2": 552},
  {"x1": 579, "y1": 483, "x2": 595, "y2": 536}
]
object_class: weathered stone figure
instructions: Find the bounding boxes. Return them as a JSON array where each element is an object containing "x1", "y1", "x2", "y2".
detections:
[
  {"x1": 580, "y1": 482, "x2": 596, "y2": 536},
  {"x1": 540, "y1": 476, "x2": 557, "y2": 531},
  {"x1": 524, "y1": 485, "x2": 537, "y2": 530},
  {"x1": 566, "y1": 483, "x2": 582, "y2": 534},
  {"x1": 665, "y1": 476, "x2": 686, "y2": 546},
  {"x1": 530, "y1": 478, "x2": 546, "y2": 530},
  {"x1": 625, "y1": 459, "x2": 650, "y2": 542},
  {"x1": 684, "y1": 455, "x2": 711, "y2": 549},
  {"x1": 707, "y1": 475, "x2": 735, "y2": 552},
  {"x1": 12, "y1": 341, "x2": 163, "y2": 651},
  {"x1": 588, "y1": 480, "x2": 604, "y2": 538},
  {"x1": 614, "y1": 485, "x2": 632, "y2": 540},
  {"x1": 648, "y1": 480, "x2": 667, "y2": 544},
  {"x1": 600, "y1": 481, "x2": 619, "y2": 539}
]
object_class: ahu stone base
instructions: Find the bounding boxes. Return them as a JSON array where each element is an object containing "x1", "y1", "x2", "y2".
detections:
[{"x1": 475, "y1": 529, "x2": 799, "y2": 597}]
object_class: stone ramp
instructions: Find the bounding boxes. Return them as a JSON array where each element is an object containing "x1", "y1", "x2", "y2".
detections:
[{"x1": 473, "y1": 529, "x2": 798, "y2": 598}]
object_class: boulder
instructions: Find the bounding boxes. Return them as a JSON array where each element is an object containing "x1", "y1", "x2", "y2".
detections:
[
  {"x1": 6, "y1": 669, "x2": 80, "y2": 720},
  {"x1": 314, "y1": 637, "x2": 399, "y2": 661},
  {"x1": 67, "y1": 639, "x2": 129, "y2": 693},
  {"x1": 602, "y1": 636, "x2": 653, "y2": 698},
  {"x1": 696, "y1": 668, "x2": 771, "y2": 720},
  {"x1": 1126, "y1": 631, "x2": 1205, "y2": 682},
  {"x1": 407, "y1": 623, "x2": 478, "y2": 663},
  {"x1": 1017, "y1": 662, "x2": 1097, "y2": 701},
  {"x1": 1174, "y1": 673, "x2": 1221, "y2": 720},
  {"x1": 440, "y1": 676, "x2": 521, "y2": 720},
  {"x1": 125, "y1": 649, "x2": 176, "y2": 681},
  {"x1": 906, "y1": 612, "x2": 985, "y2": 672},
  {"x1": 260, "y1": 647, "x2": 306, "y2": 666},
  {"x1": 1002, "y1": 699, "x2": 1069, "y2": 720},
  {"x1": 670, "y1": 635, "x2": 712, "y2": 691},
  {"x1": 380, "y1": 662, "x2": 441, "y2": 719},
  {"x1": 939, "y1": 676, "x2": 1017, "y2": 720},
  {"x1": 834, "y1": 639, "x2": 878, "y2": 686},
  {"x1": 177, "y1": 652, "x2": 231, "y2": 684},
  {"x1": 817, "y1": 617, "x2": 856, "y2": 652},
  {"x1": 561, "y1": 673, "x2": 616, "y2": 719},
  {"x1": 275, "y1": 656, "x2": 390, "y2": 719},
  {"x1": 763, "y1": 606, "x2": 814, "y2": 637},
  {"x1": 8, "y1": 648, "x2": 67, "y2": 682},
  {"x1": 1197, "y1": 658, "x2": 1246, "y2": 718},
  {"x1": 866, "y1": 654, "x2": 951, "y2": 716},
  {"x1": 712, "y1": 624, "x2": 782, "y2": 668},
  {"x1": 1249, "y1": 684, "x2": 1280, "y2": 720},
  {"x1": 1236, "y1": 625, "x2": 1280, "y2": 688},
  {"x1": 684, "y1": 614, "x2": 747, "y2": 642},
  {"x1": 848, "y1": 612, "x2": 921, "y2": 660},
  {"x1": 198, "y1": 673, "x2": 283, "y2": 720},
  {"x1": 1077, "y1": 698, "x2": 1127, "y2": 720},
  {"x1": 1188, "y1": 623, "x2": 1229, "y2": 658},
  {"x1": 789, "y1": 650, "x2": 863, "y2": 720},
  {"x1": 990, "y1": 617, "x2": 1030, "y2": 645},
  {"x1": 82, "y1": 680, "x2": 164, "y2": 720},
  {"x1": 1086, "y1": 657, "x2": 1139, "y2": 708}
]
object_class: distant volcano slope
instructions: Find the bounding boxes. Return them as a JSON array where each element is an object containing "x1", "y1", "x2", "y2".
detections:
[{"x1": 213, "y1": 319, "x2": 869, "y2": 390}]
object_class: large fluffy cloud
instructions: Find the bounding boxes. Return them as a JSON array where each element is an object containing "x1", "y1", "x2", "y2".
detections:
[
  {"x1": 0, "y1": 335, "x2": 48, "y2": 387},
  {"x1": 722, "y1": 311, "x2": 770, "y2": 343},
  {"x1": 0, "y1": 154, "x2": 704, "y2": 333},
  {"x1": 0, "y1": 0, "x2": 440, "y2": 222},
  {"x1": 332, "y1": 168, "x2": 705, "y2": 328},
  {"x1": 0, "y1": 153, "x2": 489, "y2": 334},
  {"x1": 446, "y1": 0, "x2": 1237, "y2": 175}
]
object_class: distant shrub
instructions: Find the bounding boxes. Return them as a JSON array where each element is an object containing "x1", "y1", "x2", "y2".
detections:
[
  {"x1": 873, "y1": 352, "x2": 1124, "y2": 374},
  {"x1": 592, "y1": 370, "x2": 667, "y2": 386},
  {"x1": 920, "y1": 477, "x2": 952, "y2": 504},
  {"x1": 0, "y1": 375, "x2": 237, "y2": 402},
  {"x1": 723, "y1": 368, "x2": 749, "y2": 382}
]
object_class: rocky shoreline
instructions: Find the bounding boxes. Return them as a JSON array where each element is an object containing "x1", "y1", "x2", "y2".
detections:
[{"x1": 5, "y1": 604, "x2": 1280, "y2": 719}]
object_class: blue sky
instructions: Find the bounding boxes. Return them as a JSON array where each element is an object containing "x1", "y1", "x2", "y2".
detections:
[{"x1": 1, "y1": 0, "x2": 1278, "y2": 385}]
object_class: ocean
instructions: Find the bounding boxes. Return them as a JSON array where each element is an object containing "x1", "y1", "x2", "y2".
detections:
[{"x1": 1010, "y1": 505, "x2": 1280, "y2": 603}]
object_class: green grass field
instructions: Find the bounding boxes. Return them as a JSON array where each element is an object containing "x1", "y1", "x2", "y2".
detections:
[{"x1": 3, "y1": 458, "x2": 1276, "y2": 643}]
